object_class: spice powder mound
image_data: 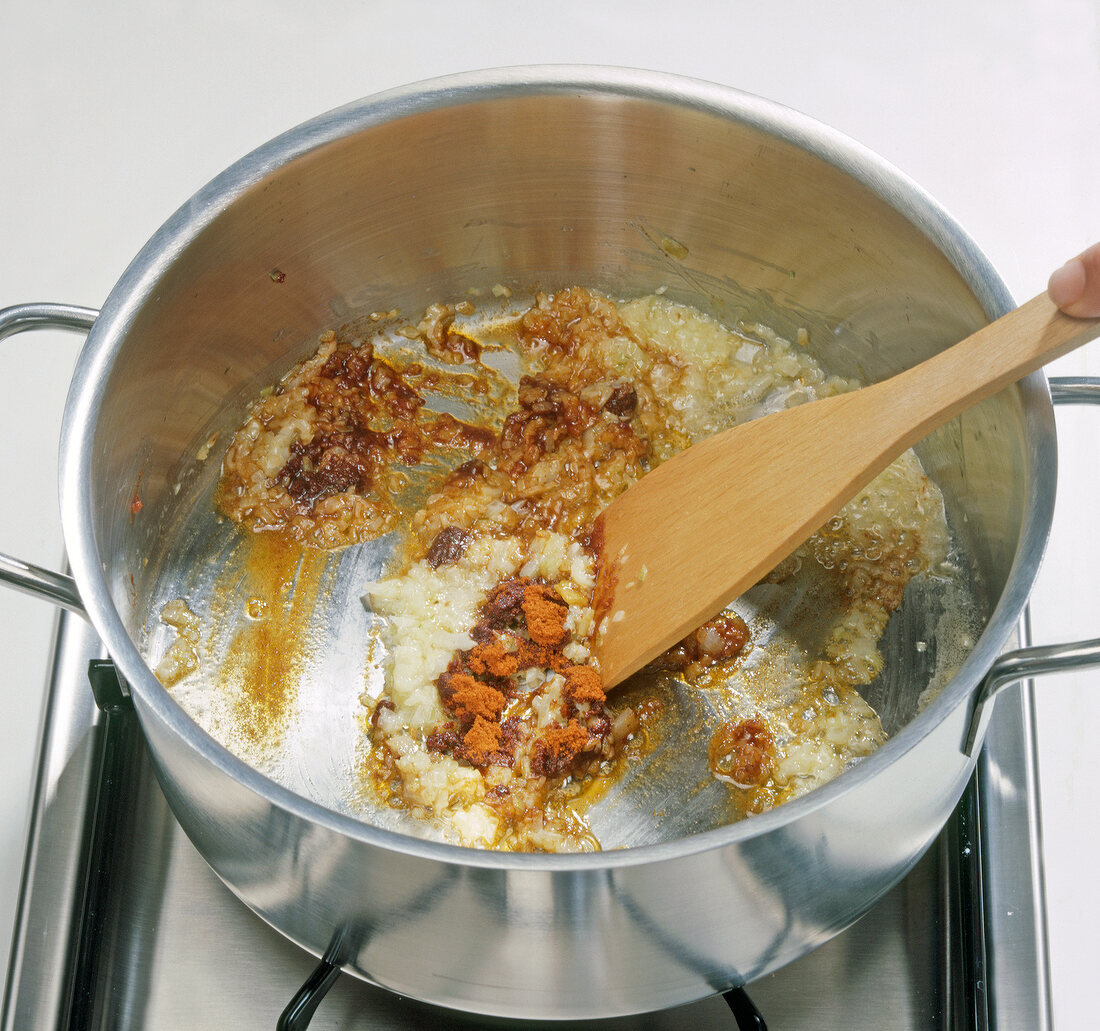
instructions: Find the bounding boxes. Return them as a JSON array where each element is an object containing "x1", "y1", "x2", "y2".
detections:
[{"x1": 192, "y1": 285, "x2": 965, "y2": 851}]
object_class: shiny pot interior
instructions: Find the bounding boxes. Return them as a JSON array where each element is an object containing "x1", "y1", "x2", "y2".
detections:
[{"x1": 57, "y1": 68, "x2": 1047, "y2": 1017}]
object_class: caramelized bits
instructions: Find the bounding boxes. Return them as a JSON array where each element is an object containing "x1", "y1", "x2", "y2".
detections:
[{"x1": 709, "y1": 717, "x2": 774, "y2": 788}]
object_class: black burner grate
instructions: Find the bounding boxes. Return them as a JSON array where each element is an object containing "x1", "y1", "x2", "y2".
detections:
[{"x1": 278, "y1": 956, "x2": 769, "y2": 1031}]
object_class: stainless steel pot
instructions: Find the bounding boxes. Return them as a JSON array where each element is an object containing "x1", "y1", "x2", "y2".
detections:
[{"x1": 3, "y1": 67, "x2": 1099, "y2": 1019}]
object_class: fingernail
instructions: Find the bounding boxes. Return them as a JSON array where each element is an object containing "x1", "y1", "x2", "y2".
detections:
[{"x1": 1048, "y1": 257, "x2": 1086, "y2": 307}]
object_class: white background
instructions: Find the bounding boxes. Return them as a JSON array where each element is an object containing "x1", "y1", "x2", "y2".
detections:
[{"x1": 1, "y1": 1, "x2": 1097, "y2": 1025}]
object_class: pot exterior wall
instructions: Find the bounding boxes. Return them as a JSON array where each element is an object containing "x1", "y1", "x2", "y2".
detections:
[{"x1": 136, "y1": 687, "x2": 974, "y2": 1018}]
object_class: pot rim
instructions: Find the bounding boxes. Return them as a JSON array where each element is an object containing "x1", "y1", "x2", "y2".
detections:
[{"x1": 57, "y1": 64, "x2": 1051, "y2": 872}]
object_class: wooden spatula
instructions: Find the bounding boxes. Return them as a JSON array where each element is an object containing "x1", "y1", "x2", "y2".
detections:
[{"x1": 593, "y1": 292, "x2": 1100, "y2": 688}]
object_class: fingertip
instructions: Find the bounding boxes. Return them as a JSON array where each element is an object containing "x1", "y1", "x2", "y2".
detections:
[{"x1": 1048, "y1": 257, "x2": 1086, "y2": 308}]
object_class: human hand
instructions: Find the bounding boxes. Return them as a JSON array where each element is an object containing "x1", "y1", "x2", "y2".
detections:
[{"x1": 1048, "y1": 243, "x2": 1100, "y2": 318}]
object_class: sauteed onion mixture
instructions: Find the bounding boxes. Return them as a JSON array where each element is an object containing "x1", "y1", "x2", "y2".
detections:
[{"x1": 169, "y1": 287, "x2": 958, "y2": 852}]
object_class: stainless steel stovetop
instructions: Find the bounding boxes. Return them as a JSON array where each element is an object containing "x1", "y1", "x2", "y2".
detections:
[{"x1": 2, "y1": 608, "x2": 1050, "y2": 1029}]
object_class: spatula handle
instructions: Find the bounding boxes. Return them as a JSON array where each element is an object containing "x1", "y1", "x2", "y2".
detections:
[{"x1": 866, "y1": 292, "x2": 1099, "y2": 454}]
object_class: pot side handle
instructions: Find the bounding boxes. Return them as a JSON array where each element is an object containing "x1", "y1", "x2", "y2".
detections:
[
  {"x1": 963, "y1": 376, "x2": 1100, "y2": 756},
  {"x1": 0, "y1": 303, "x2": 99, "y2": 619}
]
